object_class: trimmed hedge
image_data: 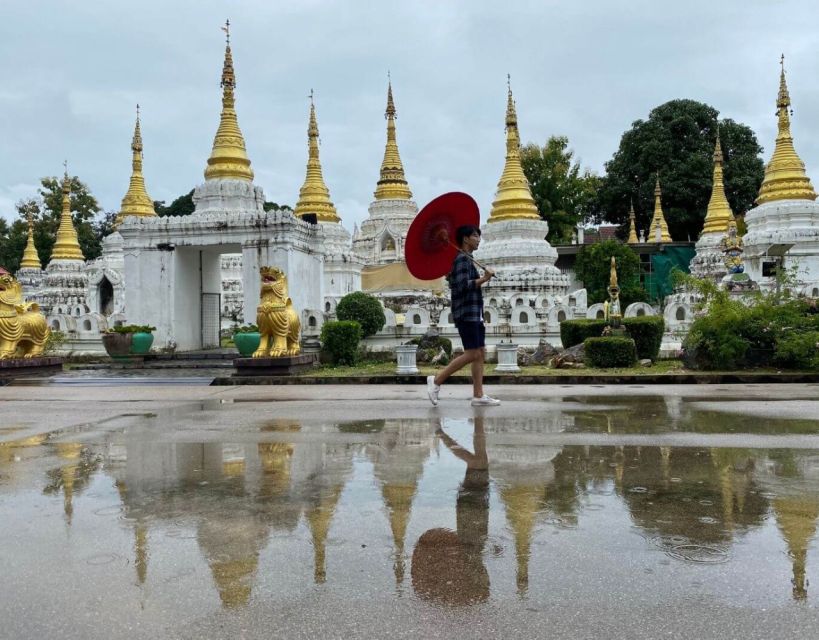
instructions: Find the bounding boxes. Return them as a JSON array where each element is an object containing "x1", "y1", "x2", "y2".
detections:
[
  {"x1": 561, "y1": 316, "x2": 664, "y2": 360},
  {"x1": 560, "y1": 319, "x2": 606, "y2": 349},
  {"x1": 584, "y1": 337, "x2": 638, "y2": 368},
  {"x1": 320, "y1": 320, "x2": 362, "y2": 365},
  {"x1": 336, "y1": 292, "x2": 386, "y2": 338},
  {"x1": 622, "y1": 316, "x2": 664, "y2": 360}
]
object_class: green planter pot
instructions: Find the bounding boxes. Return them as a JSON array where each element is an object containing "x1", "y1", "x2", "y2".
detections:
[
  {"x1": 130, "y1": 332, "x2": 154, "y2": 355},
  {"x1": 102, "y1": 332, "x2": 132, "y2": 358},
  {"x1": 234, "y1": 332, "x2": 261, "y2": 357}
]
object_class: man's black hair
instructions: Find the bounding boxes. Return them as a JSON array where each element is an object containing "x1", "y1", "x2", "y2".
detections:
[{"x1": 456, "y1": 225, "x2": 481, "y2": 247}]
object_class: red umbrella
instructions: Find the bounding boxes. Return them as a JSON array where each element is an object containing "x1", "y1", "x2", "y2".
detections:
[{"x1": 405, "y1": 192, "x2": 486, "y2": 280}]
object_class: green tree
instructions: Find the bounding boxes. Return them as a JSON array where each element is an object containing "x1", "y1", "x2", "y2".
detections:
[
  {"x1": 573, "y1": 240, "x2": 647, "y2": 307},
  {"x1": 263, "y1": 201, "x2": 293, "y2": 213},
  {"x1": 155, "y1": 190, "x2": 195, "y2": 217},
  {"x1": 520, "y1": 136, "x2": 600, "y2": 244},
  {"x1": 592, "y1": 99, "x2": 764, "y2": 241},
  {"x1": 336, "y1": 292, "x2": 386, "y2": 338}
]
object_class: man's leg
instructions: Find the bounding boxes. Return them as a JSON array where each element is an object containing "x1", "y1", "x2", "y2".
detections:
[
  {"x1": 434, "y1": 349, "x2": 478, "y2": 386},
  {"x1": 470, "y1": 347, "x2": 485, "y2": 398}
]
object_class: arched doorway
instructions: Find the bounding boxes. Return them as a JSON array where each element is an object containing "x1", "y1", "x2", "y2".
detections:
[{"x1": 99, "y1": 276, "x2": 114, "y2": 316}]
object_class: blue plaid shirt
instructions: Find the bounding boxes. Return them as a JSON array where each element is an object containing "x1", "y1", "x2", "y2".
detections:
[{"x1": 448, "y1": 253, "x2": 483, "y2": 323}]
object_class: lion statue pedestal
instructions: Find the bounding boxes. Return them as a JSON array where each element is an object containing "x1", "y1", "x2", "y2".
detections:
[{"x1": 232, "y1": 266, "x2": 316, "y2": 378}]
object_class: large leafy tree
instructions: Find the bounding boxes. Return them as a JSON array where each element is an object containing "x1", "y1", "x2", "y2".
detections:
[
  {"x1": 592, "y1": 100, "x2": 764, "y2": 241},
  {"x1": 0, "y1": 176, "x2": 107, "y2": 272},
  {"x1": 573, "y1": 240, "x2": 647, "y2": 307},
  {"x1": 520, "y1": 136, "x2": 601, "y2": 244}
]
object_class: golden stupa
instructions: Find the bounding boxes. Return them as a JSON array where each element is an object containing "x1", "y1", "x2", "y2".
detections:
[
  {"x1": 756, "y1": 55, "x2": 816, "y2": 205},
  {"x1": 487, "y1": 77, "x2": 540, "y2": 223},
  {"x1": 374, "y1": 79, "x2": 412, "y2": 200},
  {"x1": 648, "y1": 177, "x2": 672, "y2": 242},
  {"x1": 294, "y1": 92, "x2": 341, "y2": 223},
  {"x1": 50, "y1": 169, "x2": 85, "y2": 261},
  {"x1": 204, "y1": 20, "x2": 254, "y2": 182},
  {"x1": 700, "y1": 132, "x2": 735, "y2": 236},
  {"x1": 627, "y1": 200, "x2": 639, "y2": 243},
  {"x1": 116, "y1": 105, "x2": 157, "y2": 225},
  {"x1": 19, "y1": 211, "x2": 41, "y2": 269}
]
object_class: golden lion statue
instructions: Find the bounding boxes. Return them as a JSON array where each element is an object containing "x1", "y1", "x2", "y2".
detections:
[
  {"x1": 253, "y1": 266, "x2": 300, "y2": 358},
  {"x1": 0, "y1": 268, "x2": 50, "y2": 359}
]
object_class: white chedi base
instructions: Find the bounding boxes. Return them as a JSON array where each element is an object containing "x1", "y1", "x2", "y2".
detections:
[
  {"x1": 743, "y1": 199, "x2": 819, "y2": 292},
  {"x1": 192, "y1": 179, "x2": 265, "y2": 216},
  {"x1": 475, "y1": 218, "x2": 568, "y2": 295},
  {"x1": 690, "y1": 232, "x2": 727, "y2": 281},
  {"x1": 353, "y1": 199, "x2": 418, "y2": 265}
]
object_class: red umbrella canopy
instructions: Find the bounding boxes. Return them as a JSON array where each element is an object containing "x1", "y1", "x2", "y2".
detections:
[{"x1": 405, "y1": 192, "x2": 480, "y2": 280}]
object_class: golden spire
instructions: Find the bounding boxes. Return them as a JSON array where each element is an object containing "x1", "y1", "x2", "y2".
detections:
[
  {"x1": 756, "y1": 55, "x2": 816, "y2": 204},
  {"x1": 374, "y1": 76, "x2": 412, "y2": 200},
  {"x1": 294, "y1": 91, "x2": 341, "y2": 223},
  {"x1": 204, "y1": 20, "x2": 254, "y2": 182},
  {"x1": 500, "y1": 485, "x2": 540, "y2": 595},
  {"x1": 627, "y1": 200, "x2": 639, "y2": 243},
  {"x1": 20, "y1": 210, "x2": 41, "y2": 269},
  {"x1": 773, "y1": 496, "x2": 819, "y2": 601},
  {"x1": 487, "y1": 76, "x2": 540, "y2": 223},
  {"x1": 305, "y1": 485, "x2": 343, "y2": 584},
  {"x1": 116, "y1": 105, "x2": 157, "y2": 225},
  {"x1": 50, "y1": 165, "x2": 85, "y2": 261},
  {"x1": 648, "y1": 176, "x2": 672, "y2": 242},
  {"x1": 701, "y1": 131, "x2": 735, "y2": 235},
  {"x1": 382, "y1": 483, "x2": 416, "y2": 586}
]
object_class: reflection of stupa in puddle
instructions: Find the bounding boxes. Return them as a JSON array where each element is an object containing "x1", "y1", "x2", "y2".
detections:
[
  {"x1": 366, "y1": 420, "x2": 433, "y2": 586},
  {"x1": 488, "y1": 425, "x2": 559, "y2": 596},
  {"x1": 115, "y1": 479, "x2": 149, "y2": 585},
  {"x1": 258, "y1": 419, "x2": 301, "y2": 499},
  {"x1": 773, "y1": 496, "x2": 819, "y2": 600},
  {"x1": 291, "y1": 437, "x2": 355, "y2": 584},
  {"x1": 42, "y1": 442, "x2": 91, "y2": 525}
]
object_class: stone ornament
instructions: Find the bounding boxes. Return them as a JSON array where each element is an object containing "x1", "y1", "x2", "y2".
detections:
[
  {"x1": 253, "y1": 266, "x2": 301, "y2": 358},
  {"x1": 0, "y1": 268, "x2": 50, "y2": 359}
]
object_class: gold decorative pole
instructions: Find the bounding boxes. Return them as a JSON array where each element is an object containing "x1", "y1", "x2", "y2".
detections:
[
  {"x1": 627, "y1": 200, "x2": 639, "y2": 243},
  {"x1": 756, "y1": 55, "x2": 816, "y2": 205},
  {"x1": 294, "y1": 90, "x2": 341, "y2": 223},
  {"x1": 487, "y1": 75, "x2": 540, "y2": 223},
  {"x1": 116, "y1": 104, "x2": 157, "y2": 225},
  {"x1": 374, "y1": 74, "x2": 412, "y2": 200},
  {"x1": 204, "y1": 19, "x2": 254, "y2": 182}
]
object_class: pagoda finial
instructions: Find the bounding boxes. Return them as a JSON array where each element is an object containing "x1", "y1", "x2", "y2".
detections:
[
  {"x1": 20, "y1": 207, "x2": 41, "y2": 270},
  {"x1": 116, "y1": 105, "x2": 157, "y2": 225},
  {"x1": 627, "y1": 199, "x2": 639, "y2": 243},
  {"x1": 756, "y1": 55, "x2": 816, "y2": 204},
  {"x1": 374, "y1": 76, "x2": 412, "y2": 200},
  {"x1": 294, "y1": 92, "x2": 341, "y2": 223},
  {"x1": 700, "y1": 128, "x2": 735, "y2": 237},
  {"x1": 204, "y1": 20, "x2": 254, "y2": 182},
  {"x1": 648, "y1": 176, "x2": 672, "y2": 242},
  {"x1": 488, "y1": 76, "x2": 540, "y2": 222},
  {"x1": 50, "y1": 168, "x2": 85, "y2": 262}
]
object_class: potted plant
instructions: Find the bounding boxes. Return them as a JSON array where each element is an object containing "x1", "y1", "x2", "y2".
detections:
[
  {"x1": 232, "y1": 324, "x2": 260, "y2": 357},
  {"x1": 102, "y1": 324, "x2": 156, "y2": 358}
]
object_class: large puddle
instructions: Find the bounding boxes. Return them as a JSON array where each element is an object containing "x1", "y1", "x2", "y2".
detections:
[{"x1": 2, "y1": 399, "x2": 819, "y2": 637}]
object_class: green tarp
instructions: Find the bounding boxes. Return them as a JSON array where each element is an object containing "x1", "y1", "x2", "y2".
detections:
[{"x1": 644, "y1": 246, "x2": 696, "y2": 302}]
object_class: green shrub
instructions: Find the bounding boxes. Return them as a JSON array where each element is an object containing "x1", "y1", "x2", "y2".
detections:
[
  {"x1": 233, "y1": 324, "x2": 259, "y2": 334},
  {"x1": 320, "y1": 320, "x2": 362, "y2": 365},
  {"x1": 560, "y1": 319, "x2": 607, "y2": 348},
  {"x1": 585, "y1": 337, "x2": 637, "y2": 368},
  {"x1": 336, "y1": 292, "x2": 386, "y2": 338},
  {"x1": 107, "y1": 324, "x2": 156, "y2": 334},
  {"x1": 774, "y1": 331, "x2": 819, "y2": 369},
  {"x1": 622, "y1": 316, "x2": 664, "y2": 360}
]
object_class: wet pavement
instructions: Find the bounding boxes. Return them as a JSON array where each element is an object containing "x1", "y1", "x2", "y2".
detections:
[{"x1": 2, "y1": 383, "x2": 819, "y2": 639}]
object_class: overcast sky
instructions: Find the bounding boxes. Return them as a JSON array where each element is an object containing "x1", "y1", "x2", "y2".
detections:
[{"x1": 1, "y1": 1, "x2": 818, "y2": 231}]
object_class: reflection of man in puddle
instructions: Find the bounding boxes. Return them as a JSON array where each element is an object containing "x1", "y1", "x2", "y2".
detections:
[{"x1": 411, "y1": 415, "x2": 489, "y2": 606}]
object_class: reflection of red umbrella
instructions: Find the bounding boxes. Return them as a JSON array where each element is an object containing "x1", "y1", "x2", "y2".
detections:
[{"x1": 405, "y1": 192, "x2": 486, "y2": 280}]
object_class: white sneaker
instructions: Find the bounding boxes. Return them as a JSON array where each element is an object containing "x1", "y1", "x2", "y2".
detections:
[
  {"x1": 471, "y1": 395, "x2": 500, "y2": 407},
  {"x1": 426, "y1": 376, "x2": 440, "y2": 406}
]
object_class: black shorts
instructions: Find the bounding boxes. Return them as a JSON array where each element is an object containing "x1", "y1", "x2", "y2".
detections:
[{"x1": 456, "y1": 321, "x2": 486, "y2": 350}]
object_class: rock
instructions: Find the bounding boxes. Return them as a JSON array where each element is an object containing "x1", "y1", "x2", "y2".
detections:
[
  {"x1": 517, "y1": 346, "x2": 532, "y2": 366},
  {"x1": 430, "y1": 346, "x2": 448, "y2": 365},
  {"x1": 530, "y1": 338, "x2": 558, "y2": 365},
  {"x1": 561, "y1": 342, "x2": 586, "y2": 363},
  {"x1": 639, "y1": 359, "x2": 653, "y2": 367}
]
